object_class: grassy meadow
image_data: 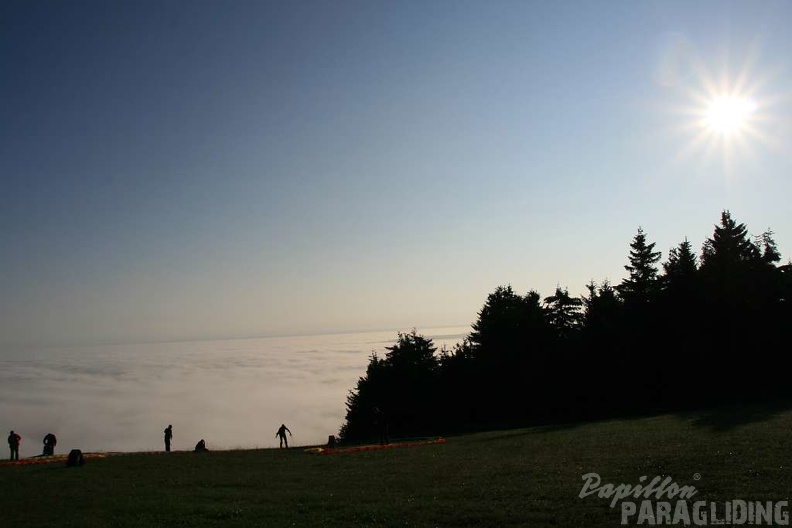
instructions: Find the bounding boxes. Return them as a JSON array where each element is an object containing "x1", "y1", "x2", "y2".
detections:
[{"x1": 2, "y1": 403, "x2": 792, "y2": 527}]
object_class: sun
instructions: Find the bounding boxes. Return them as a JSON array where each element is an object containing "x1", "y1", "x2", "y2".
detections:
[
  {"x1": 702, "y1": 96, "x2": 757, "y2": 136},
  {"x1": 658, "y1": 38, "x2": 783, "y2": 177},
  {"x1": 655, "y1": 34, "x2": 790, "y2": 177}
]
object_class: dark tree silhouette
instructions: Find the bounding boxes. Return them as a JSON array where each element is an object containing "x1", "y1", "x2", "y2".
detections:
[
  {"x1": 697, "y1": 212, "x2": 787, "y2": 398},
  {"x1": 340, "y1": 330, "x2": 440, "y2": 442},
  {"x1": 701, "y1": 210, "x2": 760, "y2": 272},
  {"x1": 469, "y1": 285, "x2": 545, "y2": 357},
  {"x1": 662, "y1": 238, "x2": 698, "y2": 286},
  {"x1": 340, "y1": 352, "x2": 388, "y2": 442},
  {"x1": 611, "y1": 228, "x2": 664, "y2": 406},
  {"x1": 338, "y1": 210, "x2": 789, "y2": 442},
  {"x1": 468, "y1": 286, "x2": 552, "y2": 425},
  {"x1": 758, "y1": 230, "x2": 781, "y2": 265},
  {"x1": 582, "y1": 280, "x2": 621, "y2": 335},
  {"x1": 617, "y1": 227, "x2": 662, "y2": 305},
  {"x1": 655, "y1": 238, "x2": 703, "y2": 404},
  {"x1": 436, "y1": 339, "x2": 477, "y2": 431},
  {"x1": 579, "y1": 280, "x2": 624, "y2": 413},
  {"x1": 543, "y1": 286, "x2": 583, "y2": 339}
]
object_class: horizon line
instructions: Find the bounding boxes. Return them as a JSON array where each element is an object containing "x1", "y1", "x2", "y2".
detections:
[{"x1": 0, "y1": 323, "x2": 474, "y2": 352}]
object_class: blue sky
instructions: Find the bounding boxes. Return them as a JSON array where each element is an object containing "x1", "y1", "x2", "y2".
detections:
[{"x1": 2, "y1": 0, "x2": 791, "y2": 348}]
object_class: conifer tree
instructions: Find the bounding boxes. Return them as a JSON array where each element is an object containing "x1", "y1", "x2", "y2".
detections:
[
  {"x1": 469, "y1": 285, "x2": 545, "y2": 357},
  {"x1": 700, "y1": 210, "x2": 760, "y2": 272},
  {"x1": 582, "y1": 280, "x2": 621, "y2": 334},
  {"x1": 758, "y1": 230, "x2": 781, "y2": 265},
  {"x1": 663, "y1": 238, "x2": 698, "y2": 282},
  {"x1": 543, "y1": 286, "x2": 583, "y2": 339},
  {"x1": 617, "y1": 227, "x2": 661, "y2": 304}
]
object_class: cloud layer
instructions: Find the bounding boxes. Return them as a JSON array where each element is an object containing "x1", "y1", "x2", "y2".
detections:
[{"x1": 0, "y1": 327, "x2": 468, "y2": 457}]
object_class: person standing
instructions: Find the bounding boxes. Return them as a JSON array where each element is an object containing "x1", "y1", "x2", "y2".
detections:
[
  {"x1": 42, "y1": 433, "x2": 57, "y2": 456},
  {"x1": 164, "y1": 424, "x2": 173, "y2": 452},
  {"x1": 373, "y1": 407, "x2": 389, "y2": 445},
  {"x1": 8, "y1": 430, "x2": 21, "y2": 461},
  {"x1": 275, "y1": 424, "x2": 292, "y2": 448}
]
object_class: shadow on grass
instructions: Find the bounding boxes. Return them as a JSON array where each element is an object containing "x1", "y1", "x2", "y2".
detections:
[
  {"x1": 446, "y1": 419, "x2": 588, "y2": 444},
  {"x1": 477, "y1": 408, "x2": 678, "y2": 440},
  {"x1": 448, "y1": 399, "x2": 792, "y2": 443},
  {"x1": 677, "y1": 399, "x2": 792, "y2": 432}
]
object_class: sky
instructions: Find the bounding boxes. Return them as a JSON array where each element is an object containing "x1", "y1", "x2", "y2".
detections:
[{"x1": 2, "y1": 0, "x2": 791, "y2": 349}]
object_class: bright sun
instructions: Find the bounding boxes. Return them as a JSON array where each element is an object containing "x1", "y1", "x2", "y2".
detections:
[
  {"x1": 662, "y1": 41, "x2": 782, "y2": 176},
  {"x1": 703, "y1": 96, "x2": 757, "y2": 135}
]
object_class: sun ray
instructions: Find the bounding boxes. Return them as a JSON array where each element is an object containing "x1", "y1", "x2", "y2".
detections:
[
  {"x1": 732, "y1": 38, "x2": 763, "y2": 95},
  {"x1": 659, "y1": 37, "x2": 785, "y2": 179}
]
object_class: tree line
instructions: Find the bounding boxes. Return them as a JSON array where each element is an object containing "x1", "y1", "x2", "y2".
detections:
[{"x1": 339, "y1": 211, "x2": 792, "y2": 443}]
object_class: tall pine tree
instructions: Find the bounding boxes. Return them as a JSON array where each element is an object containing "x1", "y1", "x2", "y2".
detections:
[
  {"x1": 617, "y1": 227, "x2": 662, "y2": 305},
  {"x1": 663, "y1": 238, "x2": 698, "y2": 283},
  {"x1": 700, "y1": 210, "x2": 759, "y2": 274}
]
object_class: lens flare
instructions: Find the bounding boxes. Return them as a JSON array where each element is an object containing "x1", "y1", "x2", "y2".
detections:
[{"x1": 657, "y1": 37, "x2": 783, "y2": 178}]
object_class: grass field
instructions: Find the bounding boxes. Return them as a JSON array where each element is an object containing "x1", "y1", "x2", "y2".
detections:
[{"x1": 2, "y1": 403, "x2": 792, "y2": 527}]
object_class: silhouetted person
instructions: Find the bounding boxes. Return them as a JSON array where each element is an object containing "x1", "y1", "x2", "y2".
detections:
[
  {"x1": 8, "y1": 430, "x2": 21, "y2": 461},
  {"x1": 194, "y1": 439, "x2": 208, "y2": 452},
  {"x1": 164, "y1": 425, "x2": 173, "y2": 452},
  {"x1": 373, "y1": 407, "x2": 389, "y2": 445},
  {"x1": 42, "y1": 433, "x2": 57, "y2": 456},
  {"x1": 66, "y1": 449, "x2": 84, "y2": 467},
  {"x1": 275, "y1": 424, "x2": 292, "y2": 448}
]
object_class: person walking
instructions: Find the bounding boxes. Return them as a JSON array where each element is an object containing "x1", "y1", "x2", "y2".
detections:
[
  {"x1": 275, "y1": 424, "x2": 292, "y2": 448},
  {"x1": 7, "y1": 430, "x2": 21, "y2": 461},
  {"x1": 164, "y1": 424, "x2": 173, "y2": 452}
]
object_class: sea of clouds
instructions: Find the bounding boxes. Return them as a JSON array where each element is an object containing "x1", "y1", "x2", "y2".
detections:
[{"x1": 0, "y1": 326, "x2": 468, "y2": 458}]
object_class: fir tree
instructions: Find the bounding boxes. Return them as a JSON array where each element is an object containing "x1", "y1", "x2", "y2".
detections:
[
  {"x1": 700, "y1": 210, "x2": 760, "y2": 272},
  {"x1": 663, "y1": 238, "x2": 698, "y2": 278},
  {"x1": 543, "y1": 286, "x2": 583, "y2": 339},
  {"x1": 617, "y1": 227, "x2": 661, "y2": 304},
  {"x1": 758, "y1": 230, "x2": 781, "y2": 265},
  {"x1": 468, "y1": 285, "x2": 546, "y2": 357},
  {"x1": 582, "y1": 279, "x2": 621, "y2": 334}
]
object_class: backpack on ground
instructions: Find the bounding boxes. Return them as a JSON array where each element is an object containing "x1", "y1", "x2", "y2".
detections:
[{"x1": 66, "y1": 449, "x2": 84, "y2": 467}]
